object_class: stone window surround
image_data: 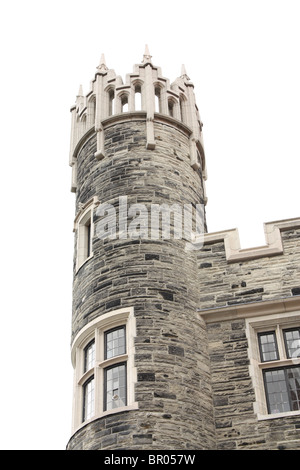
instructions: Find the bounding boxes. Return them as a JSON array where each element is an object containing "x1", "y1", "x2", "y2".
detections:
[
  {"x1": 200, "y1": 296, "x2": 300, "y2": 421},
  {"x1": 70, "y1": 307, "x2": 138, "y2": 435},
  {"x1": 73, "y1": 196, "x2": 99, "y2": 272},
  {"x1": 246, "y1": 310, "x2": 300, "y2": 420}
]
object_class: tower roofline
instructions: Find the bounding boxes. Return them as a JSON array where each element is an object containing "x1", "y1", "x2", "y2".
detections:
[{"x1": 69, "y1": 50, "x2": 206, "y2": 188}]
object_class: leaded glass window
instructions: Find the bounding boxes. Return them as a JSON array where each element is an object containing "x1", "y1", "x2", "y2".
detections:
[
  {"x1": 264, "y1": 366, "x2": 300, "y2": 414},
  {"x1": 83, "y1": 376, "x2": 95, "y2": 422},
  {"x1": 84, "y1": 340, "x2": 95, "y2": 372},
  {"x1": 258, "y1": 331, "x2": 279, "y2": 362},
  {"x1": 283, "y1": 328, "x2": 300, "y2": 359},
  {"x1": 104, "y1": 364, "x2": 127, "y2": 411},
  {"x1": 105, "y1": 326, "x2": 126, "y2": 360}
]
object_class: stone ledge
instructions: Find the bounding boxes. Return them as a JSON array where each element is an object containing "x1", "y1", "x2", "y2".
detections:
[{"x1": 199, "y1": 294, "x2": 300, "y2": 323}]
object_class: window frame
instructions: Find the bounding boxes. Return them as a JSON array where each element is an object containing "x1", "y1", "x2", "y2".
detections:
[
  {"x1": 71, "y1": 307, "x2": 137, "y2": 434},
  {"x1": 74, "y1": 197, "x2": 99, "y2": 272},
  {"x1": 84, "y1": 339, "x2": 95, "y2": 373},
  {"x1": 246, "y1": 311, "x2": 300, "y2": 420},
  {"x1": 82, "y1": 375, "x2": 95, "y2": 422},
  {"x1": 103, "y1": 362, "x2": 127, "y2": 412},
  {"x1": 104, "y1": 325, "x2": 126, "y2": 360},
  {"x1": 262, "y1": 365, "x2": 300, "y2": 414},
  {"x1": 283, "y1": 327, "x2": 300, "y2": 359},
  {"x1": 257, "y1": 331, "x2": 279, "y2": 362}
]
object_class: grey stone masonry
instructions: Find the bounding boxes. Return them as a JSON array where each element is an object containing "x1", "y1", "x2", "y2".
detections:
[
  {"x1": 68, "y1": 53, "x2": 300, "y2": 451},
  {"x1": 197, "y1": 227, "x2": 300, "y2": 450},
  {"x1": 68, "y1": 115, "x2": 215, "y2": 450},
  {"x1": 198, "y1": 228, "x2": 300, "y2": 311}
]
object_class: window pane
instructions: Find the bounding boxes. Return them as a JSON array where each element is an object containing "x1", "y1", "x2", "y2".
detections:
[
  {"x1": 84, "y1": 340, "x2": 95, "y2": 372},
  {"x1": 105, "y1": 327, "x2": 126, "y2": 359},
  {"x1": 86, "y1": 221, "x2": 91, "y2": 258},
  {"x1": 283, "y1": 329, "x2": 300, "y2": 359},
  {"x1": 286, "y1": 367, "x2": 300, "y2": 411},
  {"x1": 264, "y1": 369, "x2": 290, "y2": 414},
  {"x1": 258, "y1": 332, "x2": 279, "y2": 362},
  {"x1": 83, "y1": 376, "x2": 95, "y2": 422},
  {"x1": 104, "y1": 364, "x2": 127, "y2": 411}
]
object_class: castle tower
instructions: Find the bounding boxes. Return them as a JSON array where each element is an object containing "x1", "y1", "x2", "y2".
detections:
[{"x1": 67, "y1": 47, "x2": 215, "y2": 450}]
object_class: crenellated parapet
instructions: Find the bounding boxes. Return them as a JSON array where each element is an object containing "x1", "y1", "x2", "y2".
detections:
[{"x1": 69, "y1": 46, "x2": 206, "y2": 192}]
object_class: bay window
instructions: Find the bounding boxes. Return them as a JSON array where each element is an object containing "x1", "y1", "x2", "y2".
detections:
[{"x1": 71, "y1": 307, "x2": 137, "y2": 433}]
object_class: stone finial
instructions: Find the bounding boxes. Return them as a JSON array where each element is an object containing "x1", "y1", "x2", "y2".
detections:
[
  {"x1": 96, "y1": 53, "x2": 109, "y2": 72},
  {"x1": 77, "y1": 84, "x2": 83, "y2": 97},
  {"x1": 180, "y1": 64, "x2": 190, "y2": 81},
  {"x1": 142, "y1": 44, "x2": 152, "y2": 64}
]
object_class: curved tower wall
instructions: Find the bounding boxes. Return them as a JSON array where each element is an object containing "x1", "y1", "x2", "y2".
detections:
[{"x1": 67, "y1": 49, "x2": 215, "y2": 450}]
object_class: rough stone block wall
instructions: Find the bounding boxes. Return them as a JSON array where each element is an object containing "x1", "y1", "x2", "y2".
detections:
[
  {"x1": 69, "y1": 118, "x2": 215, "y2": 450},
  {"x1": 198, "y1": 228, "x2": 300, "y2": 449},
  {"x1": 197, "y1": 228, "x2": 300, "y2": 310},
  {"x1": 207, "y1": 318, "x2": 300, "y2": 450}
]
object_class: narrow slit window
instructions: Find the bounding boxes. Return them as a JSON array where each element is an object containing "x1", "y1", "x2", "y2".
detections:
[
  {"x1": 109, "y1": 89, "x2": 115, "y2": 116},
  {"x1": 135, "y1": 85, "x2": 142, "y2": 110},
  {"x1": 155, "y1": 87, "x2": 161, "y2": 113},
  {"x1": 121, "y1": 95, "x2": 129, "y2": 113},
  {"x1": 86, "y1": 219, "x2": 91, "y2": 259},
  {"x1": 168, "y1": 99, "x2": 174, "y2": 117},
  {"x1": 76, "y1": 210, "x2": 93, "y2": 270}
]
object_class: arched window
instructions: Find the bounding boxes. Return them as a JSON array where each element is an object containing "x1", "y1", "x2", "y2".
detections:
[
  {"x1": 87, "y1": 95, "x2": 96, "y2": 129},
  {"x1": 155, "y1": 87, "x2": 161, "y2": 113},
  {"x1": 74, "y1": 197, "x2": 99, "y2": 271},
  {"x1": 121, "y1": 94, "x2": 129, "y2": 113},
  {"x1": 168, "y1": 99, "x2": 174, "y2": 117},
  {"x1": 179, "y1": 95, "x2": 187, "y2": 124},
  {"x1": 134, "y1": 84, "x2": 142, "y2": 111},
  {"x1": 71, "y1": 307, "x2": 138, "y2": 433},
  {"x1": 108, "y1": 89, "x2": 115, "y2": 116}
]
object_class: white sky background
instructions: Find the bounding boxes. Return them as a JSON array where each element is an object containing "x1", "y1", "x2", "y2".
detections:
[{"x1": 0, "y1": 0, "x2": 299, "y2": 450}]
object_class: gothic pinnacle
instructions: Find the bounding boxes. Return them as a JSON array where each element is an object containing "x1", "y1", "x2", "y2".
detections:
[
  {"x1": 142, "y1": 44, "x2": 152, "y2": 64},
  {"x1": 77, "y1": 84, "x2": 83, "y2": 97},
  {"x1": 97, "y1": 53, "x2": 109, "y2": 72},
  {"x1": 180, "y1": 64, "x2": 190, "y2": 81}
]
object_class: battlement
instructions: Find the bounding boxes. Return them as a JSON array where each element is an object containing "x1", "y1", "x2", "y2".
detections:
[
  {"x1": 69, "y1": 46, "x2": 206, "y2": 192},
  {"x1": 204, "y1": 217, "x2": 300, "y2": 262}
]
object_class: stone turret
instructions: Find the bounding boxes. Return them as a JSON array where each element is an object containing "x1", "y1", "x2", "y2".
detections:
[
  {"x1": 67, "y1": 48, "x2": 214, "y2": 450},
  {"x1": 69, "y1": 46, "x2": 207, "y2": 193}
]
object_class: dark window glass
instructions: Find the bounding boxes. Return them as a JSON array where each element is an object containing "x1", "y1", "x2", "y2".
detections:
[
  {"x1": 86, "y1": 221, "x2": 91, "y2": 258},
  {"x1": 82, "y1": 376, "x2": 94, "y2": 422},
  {"x1": 258, "y1": 332, "x2": 279, "y2": 362},
  {"x1": 264, "y1": 366, "x2": 300, "y2": 414},
  {"x1": 168, "y1": 100, "x2": 174, "y2": 117},
  {"x1": 104, "y1": 363, "x2": 127, "y2": 411},
  {"x1": 287, "y1": 366, "x2": 300, "y2": 411},
  {"x1": 283, "y1": 328, "x2": 300, "y2": 359},
  {"x1": 105, "y1": 326, "x2": 126, "y2": 360},
  {"x1": 84, "y1": 340, "x2": 95, "y2": 373}
]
